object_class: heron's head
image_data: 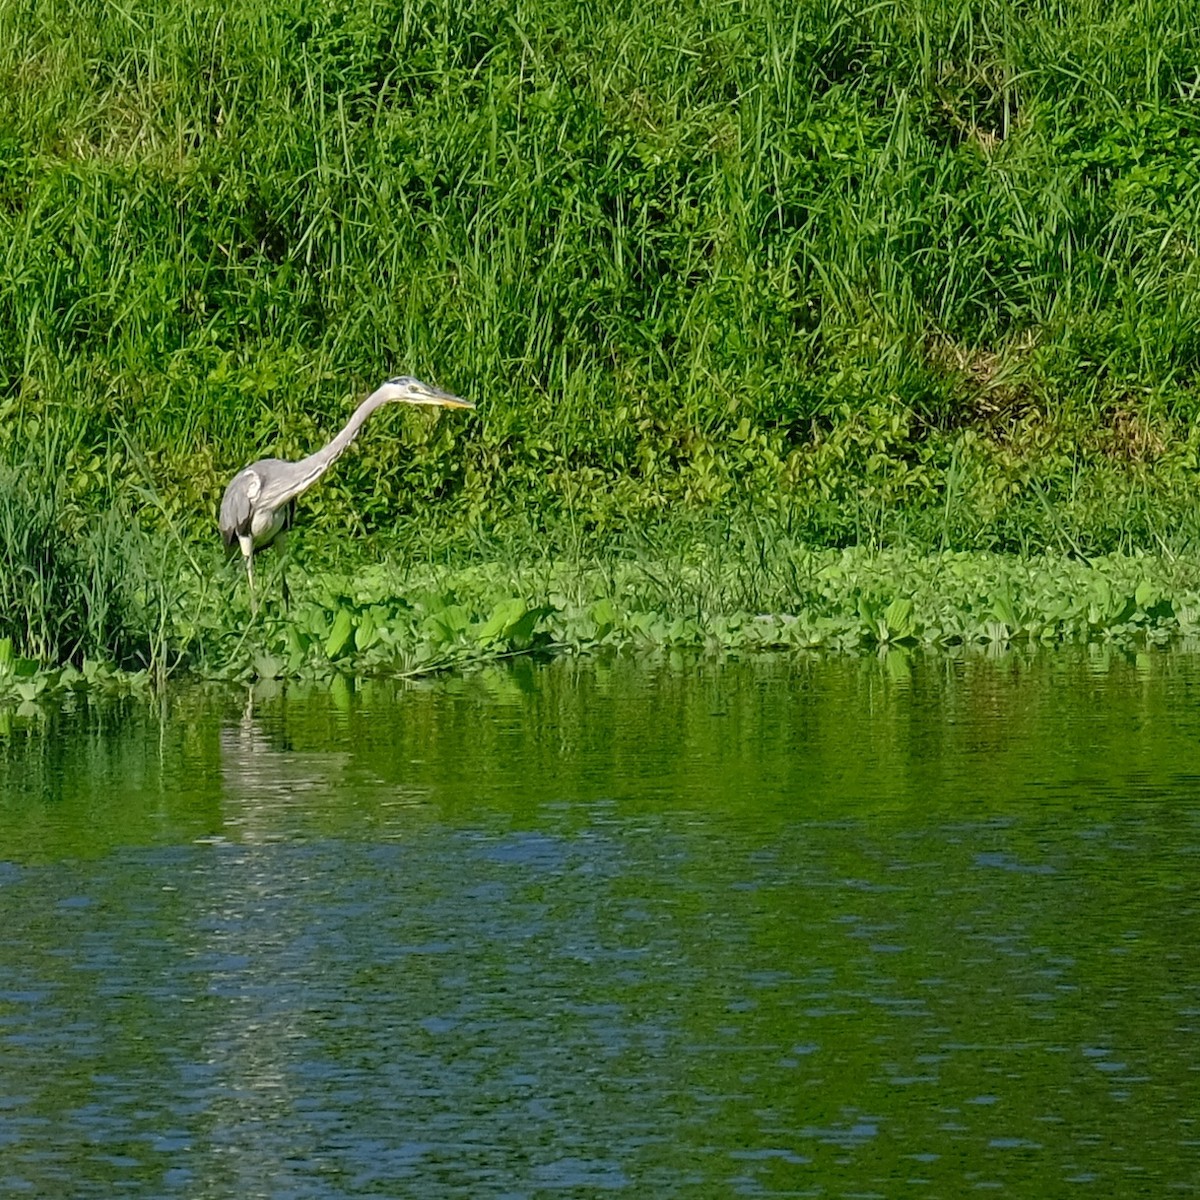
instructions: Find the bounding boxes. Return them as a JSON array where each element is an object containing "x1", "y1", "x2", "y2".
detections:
[{"x1": 378, "y1": 375, "x2": 475, "y2": 410}]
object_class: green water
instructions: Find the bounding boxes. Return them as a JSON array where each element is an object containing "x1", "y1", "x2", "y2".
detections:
[{"x1": 1, "y1": 651, "x2": 1198, "y2": 1197}]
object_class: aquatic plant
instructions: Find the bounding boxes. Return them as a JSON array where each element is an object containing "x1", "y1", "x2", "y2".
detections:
[
  {"x1": 173, "y1": 537, "x2": 1200, "y2": 684},
  {"x1": 8, "y1": 522, "x2": 1200, "y2": 707}
]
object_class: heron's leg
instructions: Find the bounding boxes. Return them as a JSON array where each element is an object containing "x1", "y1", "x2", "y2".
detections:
[
  {"x1": 238, "y1": 534, "x2": 256, "y2": 596},
  {"x1": 276, "y1": 529, "x2": 291, "y2": 612}
]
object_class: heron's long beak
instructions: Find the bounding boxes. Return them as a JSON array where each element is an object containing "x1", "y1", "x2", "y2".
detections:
[
  {"x1": 433, "y1": 392, "x2": 475, "y2": 409},
  {"x1": 414, "y1": 383, "x2": 474, "y2": 409}
]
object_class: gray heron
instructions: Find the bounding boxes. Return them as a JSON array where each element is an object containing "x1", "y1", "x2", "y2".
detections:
[{"x1": 218, "y1": 375, "x2": 474, "y2": 589}]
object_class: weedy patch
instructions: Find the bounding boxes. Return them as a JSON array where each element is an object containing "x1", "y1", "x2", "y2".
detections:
[
  {"x1": 7, "y1": 538, "x2": 1200, "y2": 714},
  {"x1": 169, "y1": 545, "x2": 1200, "y2": 684}
]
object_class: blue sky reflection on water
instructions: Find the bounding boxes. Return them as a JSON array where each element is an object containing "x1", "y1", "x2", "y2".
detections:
[{"x1": 0, "y1": 649, "x2": 1198, "y2": 1196}]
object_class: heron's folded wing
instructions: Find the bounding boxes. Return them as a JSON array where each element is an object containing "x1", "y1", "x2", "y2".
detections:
[
  {"x1": 255, "y1": 459, "x2": 329, "y2": 511},
  {"x1": 218, "y1": 471, "x2": 257, "y2": 544}
]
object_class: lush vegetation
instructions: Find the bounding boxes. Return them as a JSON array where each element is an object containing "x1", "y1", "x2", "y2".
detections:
[
  {"x1": 5, "y1": 526, "x2": 1200, "y2": 703},
  {"x1": 4, "y1": 0, "x2": 1200, "y2": 681}
]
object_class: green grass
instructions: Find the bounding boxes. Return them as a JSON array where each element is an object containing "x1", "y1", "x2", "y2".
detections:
[
  {"x1": 3, "y1": 0, "x2": 1200, "y2": 542},
  {"x1": 0, "y1": 430, "x2": 178, "y2": 670},
  {"x1": 4, "y1": 0, "x2": 1200, "y2": 685}
]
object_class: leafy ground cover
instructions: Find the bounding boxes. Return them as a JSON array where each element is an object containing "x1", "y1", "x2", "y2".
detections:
[
  {"x1": 200, "y1": 543, "x2": 1200, "y2": 680},
  {"x1": 5, "y1": 517, "x2": 1200, "y2": 707}
]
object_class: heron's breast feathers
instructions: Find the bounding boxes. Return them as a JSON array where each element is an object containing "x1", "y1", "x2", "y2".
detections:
[{"x1": 249, "y1": 505, "x2": 288, "y2": 545}]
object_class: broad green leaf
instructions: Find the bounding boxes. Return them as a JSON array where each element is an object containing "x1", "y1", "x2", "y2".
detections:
[
  {"x1": 14, "y1": 678, "x2": 45, "y2": 701},
  {"x1": 440, "y1": 604, "x2": 470, "y2": 633},
  {"x1": 426, "y1": 604, "x2": 471, "y2": 644},
  {"x1": 324, "y1": 609, "x2": 355, "y2": 658},
  {"x1": 882, "y1": 597, "x2": 914, "y2": 640},
  {"x1": 590, "y1": 598, "x2": 617, "y2": 636},
  {"x1": 477, "y1": 598, "x2": 527, "y2": 641},
  {"x1": 355, "y1": 609, "x2": 378, "y2": 651},
  {"x1": 507, "y1": 604, "x2": 551, "y2": 648},
  {"x1": 1135, "y1": 580, "x2": 1158, "y2": 610},
  {"x1": 990, "y1": 592, "x2": 1017, "y2": 628}
]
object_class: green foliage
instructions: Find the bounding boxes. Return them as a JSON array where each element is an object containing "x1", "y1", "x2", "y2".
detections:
[
  {"x1": 1, "y1": 0, "x2": 1200, "y2": 545},
  {"x1": 10, "y1": 517, "x2": 1200, "y2": 703},
  {"x1": 5, "y1": 0, "x2": 1200, "y2": 689},
  {"x1": 0, "y1": 432, "x2": 183, "y2": 671},
  {"x1": 139, "y1": 536, "x2": 1200, "y2": 685}
]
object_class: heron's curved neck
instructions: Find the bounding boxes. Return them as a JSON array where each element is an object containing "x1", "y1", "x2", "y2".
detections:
[
  {"x1": 251, "y1": 385, "x2": 402, "y2": 512},
  {"x1": 294, "y1": 388, "x2": 394, "y2": 479}
]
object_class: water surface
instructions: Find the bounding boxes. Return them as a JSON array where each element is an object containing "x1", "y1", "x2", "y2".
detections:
[{"x1": 1, "y1": 650, "x2": 1198, "y2": 1196}]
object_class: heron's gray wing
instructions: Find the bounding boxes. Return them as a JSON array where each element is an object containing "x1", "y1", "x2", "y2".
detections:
[
  {"x1": 253, "y1": 457, "x2": 333, "y2": 511},
  {"x1": 218, "y1": 469, "x2": 259, "y2": 544}
]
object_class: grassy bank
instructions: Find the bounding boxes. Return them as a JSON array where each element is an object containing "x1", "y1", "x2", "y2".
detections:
[
  {"x1": 4, "y1": 0, "x2": 1200, "y2": 687},
  {"x1": 4, "y1": 0, "x2": 1200, "y2": 541},
  {"x1": 6, "y1": 508, "x2": 1200, "y2": 704}
]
